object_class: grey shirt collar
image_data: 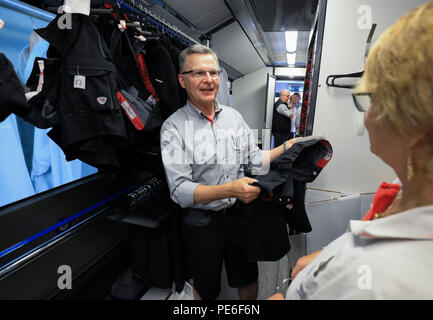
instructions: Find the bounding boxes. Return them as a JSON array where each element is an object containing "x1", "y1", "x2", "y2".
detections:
[{"x1": 186, "y1": 99, "x2": 222, "y2": 120}]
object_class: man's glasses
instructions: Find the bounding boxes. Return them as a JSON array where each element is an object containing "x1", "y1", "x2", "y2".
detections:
[
  {"x1": 180, "y1": 69, "x2": 221, "y2": 79},
  {"x1": 352, "y1": 92, "x2": 372, "y2": 112}
]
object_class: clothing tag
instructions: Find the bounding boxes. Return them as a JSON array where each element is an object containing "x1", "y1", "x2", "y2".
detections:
[
  {"x1": 118, "y1": 20, "x2": 127, "y2": 32},
  {"x1": 145, "y1": 95, "x2": 157, "y2": 106},
  {"x1": 117, "y1": 91, "x2": 144, "y2": 130},
  {"x1": 73, "y1": 75, "x2": 86, "y2": 89},
  {"x1": 120, "y1": 100, "x2": 137, "y2": 120},
  {"x1": 36, "y1": 60, "x2": 45, "y2": 93},
  {"x1": 134, "y1": 35, "x2": 147, "y2": 42},
  {"x1": 25, "y1": 91, "x2": 39, "y2": 101},
  {"x1": 64, "y1": 0, "x2": 90, "y2": 15}
]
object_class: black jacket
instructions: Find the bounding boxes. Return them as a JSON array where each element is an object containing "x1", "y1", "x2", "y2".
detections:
[
  {"x1": 0, "y1": 54, "x2": 31, "y2": 122},
  {"x1": 141, "y1": 39, "x2": 180, "y2": 121},
  {"x1": 272, "y1": 99, "x2": 291, "y2": 135},
  {"x1": 30, "y1": 13, "x2": 131, "y2": 168},
  {"x1": 239, "y1": 136, "x2": 333, "y2": 262}
]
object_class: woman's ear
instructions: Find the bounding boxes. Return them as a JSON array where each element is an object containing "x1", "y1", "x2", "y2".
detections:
[{"x1": 408, "y1": 128, "x2": 429, "y2": 148}]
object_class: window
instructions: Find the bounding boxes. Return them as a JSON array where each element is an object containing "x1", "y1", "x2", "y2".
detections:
[
  {"x1": 275, "y1": 80, "x2": 304, "y2": 102},
  {"x1": 0, "y1": 1, "x2": 97, "y2": 208}
]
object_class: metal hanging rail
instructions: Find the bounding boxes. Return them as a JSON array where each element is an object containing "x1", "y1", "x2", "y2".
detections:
[
  {"x1": 115, "y1": 0, "x2": 200, "y2": 45},
  {"x1": 0, "y1": 177, "x2": 163, "y2": 280}
]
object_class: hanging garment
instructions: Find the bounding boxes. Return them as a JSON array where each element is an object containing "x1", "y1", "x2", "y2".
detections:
[
  {"x1": 106, "y1": 26, "x2": 151, "y2": 99},
  {"x1": 30, "y1": 127, "x2": 91, "y2": 193},
  {"x1": 0, "y1": 115, "x2": 36, "y2": 207},
  {"x1": 118, "y1": 87, "x2": 153, "y2": 130},
  {"x1": 98, "y1": 17, "x2": 165, "y2": 164},
  {"x1": 31, "y1": 13, "x2": 131, "y2": 168},
  {"x1": 237, "y1": 136, "x2": 333, "y2": 262},
  {"x1": 126, "y1": 184, "x2": 186, "y2": 293},
  {"x1": 24, "y1": 50, "x2": 94, "y2": 192},
  {"x1": 22, "y1": 36, "x2": 50, "y2": 87},
  {"x1": 141, "y1": 39, "x2": 180, "y2": 121},
  {"x1": 22, "y1": 36, "x2": 59, "y2": 129},
  {"x1": 103, "y1": 22, "x2": 166, "y2": 154},
  {"x1": 160, "y1": 37, "x2": 187, "y2": 106},
  {"x1": 136, "y1": 52, "x2": 159, "y2": 102},
  {"x1": 0, "y1": 54, "x2": 31, "y2": 122},
  {"x1": 25, "y1": 57, "x2": 60, "y2": 128},
  {"x1": 132, "y1": 55, "x2": 164, "y2": 136},
  {"x1": 216, "y1": 66, "x2": 231, "y2": 106}
]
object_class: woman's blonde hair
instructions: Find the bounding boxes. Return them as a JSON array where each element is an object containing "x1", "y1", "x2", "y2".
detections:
[{"x1": 357, "y1": 1, "x2": 433, "y2": 177}]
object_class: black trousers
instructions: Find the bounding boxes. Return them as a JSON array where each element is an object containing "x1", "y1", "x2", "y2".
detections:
[{"x1": 182, "y1": 207, "x2": 258, "y2": 300}]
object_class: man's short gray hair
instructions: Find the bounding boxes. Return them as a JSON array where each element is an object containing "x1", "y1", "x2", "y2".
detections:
[{"x1": 178, "y1": 44, "x2": 219, "y2": 72}]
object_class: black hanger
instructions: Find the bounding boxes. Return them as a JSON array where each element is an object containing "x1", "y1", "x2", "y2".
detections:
[
  {"x1": 326, "y1": 71, "x2": 363, "y2": 89},
  {"x1": 326, "y1": 24, "x2": 376, "y2": 89},
  {"x1": 124, "y1": 21, "x2": 160, "y2": 41}
]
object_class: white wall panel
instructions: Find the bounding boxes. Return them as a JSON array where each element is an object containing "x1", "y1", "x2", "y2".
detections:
[
  {"x1": 309, "y1": 0, "x2": 428, "y2": 194},
  {"x1": 231, "y1": 67, "x2": 273, "y2": 140}
]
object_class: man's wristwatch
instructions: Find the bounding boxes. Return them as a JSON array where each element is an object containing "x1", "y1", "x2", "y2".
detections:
[{"x1": 283, "y1": 141, "x2": 287, "y2": 152}]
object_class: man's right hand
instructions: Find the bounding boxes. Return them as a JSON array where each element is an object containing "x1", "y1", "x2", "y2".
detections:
[
  {"x1": 193, "y1": 178, "x2": 261, "y2": 205},
  {"x1": 229, "y1": 177, "x2": 261, "y2": 204}
]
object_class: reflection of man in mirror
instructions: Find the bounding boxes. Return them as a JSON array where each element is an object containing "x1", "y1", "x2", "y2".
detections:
[{"x1": 272, "y1": 89, "x2": 293, "y2": 147}]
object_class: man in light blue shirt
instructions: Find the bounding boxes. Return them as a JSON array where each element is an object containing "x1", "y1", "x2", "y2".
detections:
[{"x1": 160, "y1": 44, "x2": 295, "y2": 300}]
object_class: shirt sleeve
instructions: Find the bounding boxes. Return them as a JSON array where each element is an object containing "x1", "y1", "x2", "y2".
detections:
[
  {"x1": 276, "y1": 104, "x2": 294, "y2": 118},
  {"x1": 160, "y1": 121, "x2": 199, "y2": 208}
]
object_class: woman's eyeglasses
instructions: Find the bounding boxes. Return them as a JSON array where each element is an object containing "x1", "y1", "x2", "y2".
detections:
[{"x1": 352, "y1": 92, "x2": 372, "y2": 112}]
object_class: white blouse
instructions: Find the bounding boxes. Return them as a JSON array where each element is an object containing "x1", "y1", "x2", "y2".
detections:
[{"x1": 286, "y1": 205, "x2": 433, "y2": 299}]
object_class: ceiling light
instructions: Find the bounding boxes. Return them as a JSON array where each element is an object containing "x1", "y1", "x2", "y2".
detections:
[
  {"x1": 287, "y1": 53, "x2": 296, "y2": 66},
  {"x1": 285, "y1": 31, "x2": 298, "y2": 53}
]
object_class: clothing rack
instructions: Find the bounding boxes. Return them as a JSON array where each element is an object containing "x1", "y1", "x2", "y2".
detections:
[{"x1": 113, "y1": 0, "x2": 200, "y2": 45}]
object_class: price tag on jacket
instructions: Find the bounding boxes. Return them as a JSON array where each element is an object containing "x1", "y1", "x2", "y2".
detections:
[{"x1": 74, "y1": 75, "x2": 86, "y2": 89}]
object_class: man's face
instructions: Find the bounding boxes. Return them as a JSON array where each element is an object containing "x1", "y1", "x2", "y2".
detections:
[
  {"x1": 178, "y1": 53, "x2": 220, "y2": 108},
  {"x1": 280, "y1": 91, "x2": 290, "y2": 103}
]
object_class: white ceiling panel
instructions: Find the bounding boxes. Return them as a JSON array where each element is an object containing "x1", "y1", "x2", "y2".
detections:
[
  {"x1": 212, "y1": 22, "x2": 265, "y2": 75},
  {"x1": 194, "y1": 4, "x2": 232, "y2": 32},
  {"x1": 163, "y1": 0, "x2": 232, "y2": 32}
]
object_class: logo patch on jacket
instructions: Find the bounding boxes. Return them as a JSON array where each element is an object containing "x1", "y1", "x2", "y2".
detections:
[{"x1": 97, "y1": 97, "x2": 108, "y2": 105}]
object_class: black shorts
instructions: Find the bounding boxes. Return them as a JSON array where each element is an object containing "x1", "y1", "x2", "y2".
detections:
[{"x1": 182, "y1": 207, "x2": 258, "y2": 300}]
